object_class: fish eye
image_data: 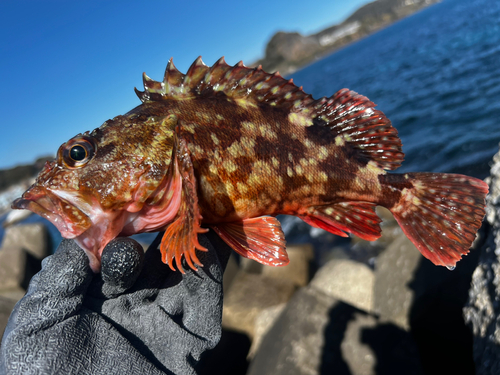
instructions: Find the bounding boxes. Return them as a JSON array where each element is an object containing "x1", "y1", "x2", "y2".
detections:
[
  {"x1": 69, "y1": 145, "x2": 87, "y2": 161},
  {"x1": 60, "y1": 136, "x2": 96, "y2": 169}
]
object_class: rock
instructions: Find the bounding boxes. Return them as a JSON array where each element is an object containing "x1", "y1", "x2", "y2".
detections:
[
  {"x1": 239, "y1": 257, "x2": 264, "y2": 274},
  {"x1": 247, "y1": 285, "x2": 423, "y2": 375},
  {"x1": 247, "y1": 286, "x2": 339, "y2": 375},
  {"x1": 464, "y1": 149, "x2": 500, "y2": 374},
  {"x1": 222, "y1": 270, "x2": 297, "y2": 339},
  {"x1": 0, "y1": 246, "x2": 27, "y2": 290},
  {"x1": 223, "y1": 253, "x2": 240, "y2": 294},
  {"x1": 0, "y1": 224, "x2": 48, "y2": 302},
  {"x1": 248, "y1": 303, "x2": 286, "y2": 358},
  {"x1": 373, "y1": 233, "x2": 421, "y2": 329},
  {"x1": 1, "y1": 223, "x2": 49, "y2": 259},
  {"x1": 0, "y1": 288, "x2": 26, "y2": 301},
  {"x1": 373, "y1": 210, "x2": 479, "y2": 373},
  {"x1": 0, "y1": 296, "x2": 17, "y2": 337},
  {"x1": 262, "y1": 244, "x2": 314, "y2": 287},
  {"x1": 310, "y1": 258, "x2": 374, "y2": 313}
]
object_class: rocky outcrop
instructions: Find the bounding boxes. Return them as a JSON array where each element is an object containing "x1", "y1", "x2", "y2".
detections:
[
  {"x1": 0, "y1": 156, "x2": 53, "y2": 215},
  {"x1": 254, "y1": 0, "x2": 440, "y2": 75},
  {"x1": 0, "y1": 156, "x2": 52, "y2": 192},
  {"x1": 464, "y1": 149, "x2": 500, "y2": 374}
]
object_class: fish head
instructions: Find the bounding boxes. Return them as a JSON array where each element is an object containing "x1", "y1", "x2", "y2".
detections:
[{"x1": 12, "y1": 112, "x2": 177, "y2": 272}]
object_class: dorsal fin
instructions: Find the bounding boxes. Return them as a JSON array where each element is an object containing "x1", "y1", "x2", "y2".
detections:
[
  {"x1": 134, "y1": 56, "x2": 312, "y2": 107},
  {"x1": 135, "y1": 57, "x2": 404, "y2": 170},
  {"x1": 310, "y1": 89, "x2": 404, "y2": 171}
]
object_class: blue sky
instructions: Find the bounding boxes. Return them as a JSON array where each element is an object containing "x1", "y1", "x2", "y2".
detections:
[{"x1": 0, "y1": 0, "x2": 372, "y2": 169}]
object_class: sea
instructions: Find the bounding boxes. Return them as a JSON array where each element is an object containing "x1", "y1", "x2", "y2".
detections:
[
  {"x1": 1, "y1": 0, "x2": 500, "y2": 258},
  {"x1": 291, "y1": 0, "x2": 500, "y2": 180}
]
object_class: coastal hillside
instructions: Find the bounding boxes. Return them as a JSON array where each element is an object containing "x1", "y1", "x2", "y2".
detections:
[{"x1": 253, "y1": 0, "x2": 440, "y2": 75}]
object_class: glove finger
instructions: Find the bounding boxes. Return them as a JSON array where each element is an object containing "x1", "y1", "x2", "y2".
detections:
[
  {"x1": 89, "y1": 237, "x2": 145, "y2": 298},
  {"x1": 6, "y1": 239, "x2": 92, "y2": 333}
]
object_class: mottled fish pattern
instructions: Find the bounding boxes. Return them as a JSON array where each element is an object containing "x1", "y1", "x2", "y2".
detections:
[{"x1": 13, "y1": 57, "x2": 488, "y2": 272}]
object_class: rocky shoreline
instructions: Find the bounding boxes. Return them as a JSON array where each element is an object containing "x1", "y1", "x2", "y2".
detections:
[
  {"x1": 1, "y1": 145, "x2": 497, "y2": 373},
  {"x1": 253, "y1": 0, "x2": 441, "y2": 76}
]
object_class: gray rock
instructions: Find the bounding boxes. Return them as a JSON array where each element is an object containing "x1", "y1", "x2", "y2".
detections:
[
  {"x1": 239, "y1": 256, "x2": 264, "y2": 274},
  {"x1": 222, "y1": 253, "x2": 240, "y2": 294},
  {"x1": 1, "y1": 223, "x2": 49, "y2": 259},
  {"x1": 247, "y1": 285, "x2": 423, "y2": 375},
  {"x1": 373, "y1": 233, "x2": 421, "y2": 329},
  {"x1": 0, "y1": 296, "x2": 17, "y2": 337},
  {"x1": 464, "y1": 149, "x2": 500, "y2": 374},
  {"x1": 247, "y1": 286, "x2": 340, "y2": 375},
  {"x1": 248, "y1": 303, "x2": 286, "y2": 358},
  {"x1": 222, "y1": 270, "x2": 297, "y2": 339},
  {"x1": 310, "y1": 258, "x2": 374, "y2": 313},
  {"x1": 0, "y1": 246, "x2": 26, "y2": 290},
  {"x1": 0, "y1": 288, "x2": 26, "y2": 301},
  {"x1": 262, "y1": 244, "x2": 314, "y2": 287}
]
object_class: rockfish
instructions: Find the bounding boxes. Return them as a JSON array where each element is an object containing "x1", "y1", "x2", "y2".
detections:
[{"x1": 13, "y1": 57, "x2": 488, "y2": 273}]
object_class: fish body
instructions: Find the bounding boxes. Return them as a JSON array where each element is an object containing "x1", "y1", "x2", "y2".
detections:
[{"x1": 13, "y1": 57, "x2": 488, "y2": 272}]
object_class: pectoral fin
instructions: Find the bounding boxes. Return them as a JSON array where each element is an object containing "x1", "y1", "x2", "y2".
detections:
[
  {"x1": 211, "y1": 216, "x2": 289, "y2": 266},
  {"x1": 160, "y1": 127, "x2": 208, "y2": 273}
]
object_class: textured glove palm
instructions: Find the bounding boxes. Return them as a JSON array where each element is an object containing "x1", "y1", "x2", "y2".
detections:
[{"x1": 0, "y1": 231, "x2": 231, "y2": 375}]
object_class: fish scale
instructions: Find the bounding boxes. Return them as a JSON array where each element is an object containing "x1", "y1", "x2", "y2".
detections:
[{"x1": 13, "y1": 56, "x2": 488, "y2": 273}]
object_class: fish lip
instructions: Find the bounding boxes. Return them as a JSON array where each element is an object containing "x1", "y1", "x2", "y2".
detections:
[{"x1": 12, "y1": 187, "x2": 91, "y2": 238}]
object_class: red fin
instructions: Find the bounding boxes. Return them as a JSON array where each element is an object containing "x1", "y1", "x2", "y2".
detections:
[
  {"x1": 388, "y1": 173, "x2": 488, "y2": 268},
  {"x1": 211, "y1": 216, "x2": 289, "y2": 267},
  {"x1": 300, "y1": 202, "x2": 382, "y2": 241},
  {"x1": 311, "y1": 89, "x2": 404, "y2": 171},
  {"x1": 160, "y1": 128, "x2": 208, "y2": 273}
]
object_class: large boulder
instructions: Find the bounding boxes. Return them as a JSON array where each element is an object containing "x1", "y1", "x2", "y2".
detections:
[
  {"x1": 0, "y1": 223, "x2": 49, "y2": 301},
  {"x1": 1, "y1": 223, "x2": 49, "y2": 259},
  {"x1": 464, "y1": 148, "x2": 500, "y2": 374},
  {"x1": 311, "y1": 258, "x2": 374, "y2": 313},
  {"x1": 222, "y1": 270, "x2": 297, "y2": 339},
  {"x1": 374, "y1": 221, "x2": 479, "y2": 374},
  {"x1": 262, "y1": 244, "x2": 314, "y2": 287}
]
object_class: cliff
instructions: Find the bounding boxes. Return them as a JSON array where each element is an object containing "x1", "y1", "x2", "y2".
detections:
[{"x1": 254, "y1": 0, "x2": 440, "y2": 75}]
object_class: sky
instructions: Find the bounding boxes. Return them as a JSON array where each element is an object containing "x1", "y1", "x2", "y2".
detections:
[{"x1": 0, "y1": 0, "x2": 373, "y2": 170}]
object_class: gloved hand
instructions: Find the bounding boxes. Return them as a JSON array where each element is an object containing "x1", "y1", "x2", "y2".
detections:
[{"x1": 0, "y1": 230, "x2": 232, "y2": 375}]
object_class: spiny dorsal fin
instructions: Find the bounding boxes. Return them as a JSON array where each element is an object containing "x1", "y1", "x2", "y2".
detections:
[
  {"x1": 134, "y1": 56, "x2": 312, "y2": 107},
  {"x1": 311, "y1": 89, "x2": 404, "y2": 171},
  {"x1": 135, "y1": 57, "x2": 404, "y2": 171}
]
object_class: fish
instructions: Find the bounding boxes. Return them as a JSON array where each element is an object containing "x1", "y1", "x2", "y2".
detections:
[{"x1": 12, "y1": 56, "x2": 488, "y2": 273}]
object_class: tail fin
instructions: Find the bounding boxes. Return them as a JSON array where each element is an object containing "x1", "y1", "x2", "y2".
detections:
[{"x1": 387, "y1": 173, "x2": 488, "y2": 269}]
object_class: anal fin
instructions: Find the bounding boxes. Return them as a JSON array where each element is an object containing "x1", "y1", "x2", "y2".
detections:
[
  {"x1": 301, "y1": 202, "x2": 382, "y2": 241},
  {"x1": 211, "y1": 216, "x2": 289, "y2": 267},
  {"x1": 160, "y1": 127, "x2": 208, "y2": 273}
]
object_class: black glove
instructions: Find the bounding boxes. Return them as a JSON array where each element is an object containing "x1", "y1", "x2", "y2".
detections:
[{"x1": 0, "y1": 230, "x2": 232, "y2": 375}]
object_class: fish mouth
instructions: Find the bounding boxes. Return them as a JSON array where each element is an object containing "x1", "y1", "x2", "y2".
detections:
[{"x1": 12, "y1": 186, "x2": 92, "y2": 238}]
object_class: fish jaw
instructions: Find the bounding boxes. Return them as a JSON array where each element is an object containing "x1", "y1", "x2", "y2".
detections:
[
  {"x1": 73, "y1": 210, "x2": 127, "y2": 272},
  {"x1": 12, "y1": 185, "x2": 127, "y2": 273},
  {"x1": 12, "y1": 186, "x2": 91, "y2": 238},
  {"x1": 48, "y1": 189, "x2": 130, "y2": 273}
]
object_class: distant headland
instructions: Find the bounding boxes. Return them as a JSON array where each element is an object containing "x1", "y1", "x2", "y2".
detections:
[{"x1": 252, "y1": 0, "x2": 440, "y2": 75}]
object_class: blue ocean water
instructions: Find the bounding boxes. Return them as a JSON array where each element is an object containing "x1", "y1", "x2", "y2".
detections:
[
  {"x1": 291, "y1": 0, "x2": 500, "y2": 179},
  {"x1": 1, "y1": 0, "x2": 499, "y2": 254}
]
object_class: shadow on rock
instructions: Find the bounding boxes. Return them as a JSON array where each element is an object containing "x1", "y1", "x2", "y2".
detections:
[
  {"x1": 361, "y1": 323, "x2": 423, "y2": 375},
  {"x1": 408, "y1": 249, "x2": 479, "y2": 375},
  {"x1": 319, "y1": 302, "x2": 356, "y2": 374}
]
